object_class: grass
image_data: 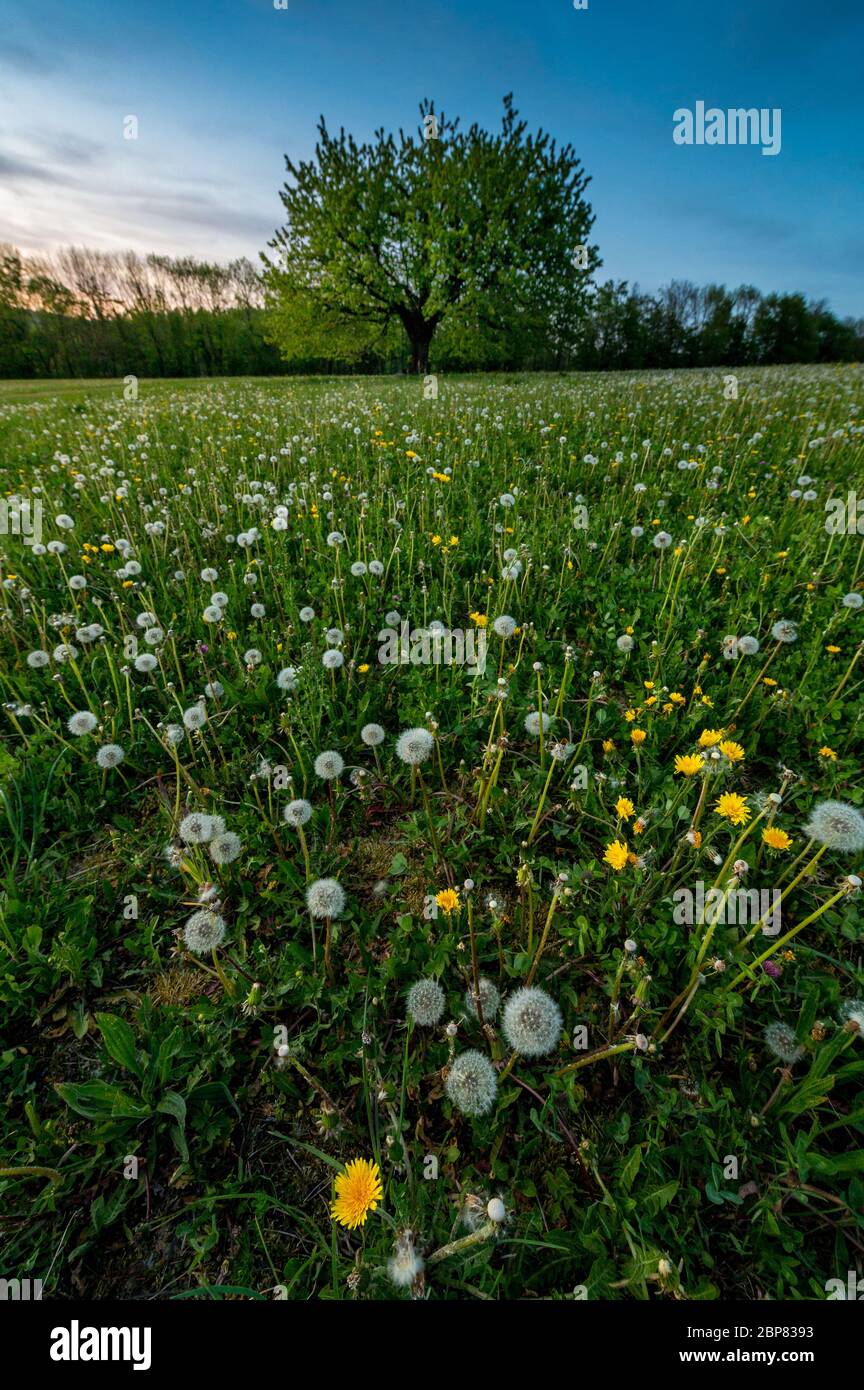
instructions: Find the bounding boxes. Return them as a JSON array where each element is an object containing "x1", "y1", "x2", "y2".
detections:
[{"x1": 0, "y1": 364, "x2": 862, "y2": 1302}]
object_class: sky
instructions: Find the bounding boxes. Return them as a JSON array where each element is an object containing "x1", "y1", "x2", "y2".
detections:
[{"x1": 0, "y1": 0, "x2": 862, "y2": 314}]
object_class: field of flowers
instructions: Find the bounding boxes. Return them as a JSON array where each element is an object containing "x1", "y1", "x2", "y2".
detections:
[{"x1": 1, "y1": 364, "x2": 862, "y2": 1302}]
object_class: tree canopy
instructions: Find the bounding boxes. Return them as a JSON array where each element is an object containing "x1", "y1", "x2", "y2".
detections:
[{"x1": 263, "y1": 96, "x2": 600, "y2": 373}]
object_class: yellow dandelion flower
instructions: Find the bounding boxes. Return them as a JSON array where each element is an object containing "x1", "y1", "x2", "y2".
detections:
[
  {"x1": 435, "y1": 888, "x2": 460, "y2": 915},
  {"x1": 357, "y1": 663, "x2": 370, "y2": 674},
  {"x1": 719, "y1": 739, "x2": 745, "y2": 762},
  {"x1": 714, "y1": 793, "x2": 751, "y2": 826},
  {"x1": 602, "y1": 738, "x2": 615, "y2": 752},
  {"x1": 615, "y1": 796, "x2": 635, "y2": 820},
  {"x1": 674, "y1": 754, "x2": 703, "y2": 776},
  {"x1": 603, "y1": 839, "x2": 629, "y2": 871},
  {"x1": 818, "y1": 746, "x2": 837, "y2": 760},
  {"x1": 698, "y1": 728, "x2": 724, "y2": 747},
  {"x1": 624, "y1": 708, "x2": 637, "y2": 722},
  {"x1": 630, "y1": 728, "x2": 646, "y2": 745},
  {"x1": 762, "y1": 827, "x2": 791, "y2": 851},
  {"x1": 330, "y1": 1158, "x2": 383, "y2": 1230},
  {"x1": 826, "y1": 645, "x2": 841, "y2": 655}
]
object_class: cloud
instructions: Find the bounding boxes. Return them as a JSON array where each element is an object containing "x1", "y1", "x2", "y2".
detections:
[
  {"x1": 38, "y1": 132, "x2": 103, "y2": 168},
  {"x1": 0, "y1": 151, "x2": 67, "y2": 184},
  {"x1": 122, "y1": 192, "x2": 274, "y2": 240},
  {"x1": 0, "y1": 41, "x2": 58, "y2": 75}
]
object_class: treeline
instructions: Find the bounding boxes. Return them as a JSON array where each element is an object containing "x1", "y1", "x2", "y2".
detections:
[
  {"x1": 1, "y1": 244, "x2": 861, "y2": 378},
  {"x1": 566, "y1": 280, "x2": 864, "y2": 373}
]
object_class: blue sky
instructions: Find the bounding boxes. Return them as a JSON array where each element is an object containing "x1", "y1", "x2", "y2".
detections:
[{"x1": 0, "y1": 0, "x2": 862, "y2": 314}]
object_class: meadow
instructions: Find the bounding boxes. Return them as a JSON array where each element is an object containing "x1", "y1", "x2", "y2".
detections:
[{"x1": 0, "y1": 363, "x2": 862, "y2": 1302}]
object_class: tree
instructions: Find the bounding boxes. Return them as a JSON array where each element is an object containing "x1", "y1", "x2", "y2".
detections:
[{"x1": 263, "y1": 96, "x2": 600, "y2": 373}]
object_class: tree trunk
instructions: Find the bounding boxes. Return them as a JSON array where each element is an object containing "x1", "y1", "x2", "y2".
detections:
[{"x1": 408, "y1": 321, "x2": 434, "y2": 374}]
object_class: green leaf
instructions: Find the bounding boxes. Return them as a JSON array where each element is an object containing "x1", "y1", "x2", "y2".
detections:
[
  {"x1": 55, "y1": 1081, "x2": 149, "y2": 1121},
  {"x1": 644, "y1": 1180, "x2": 679, "y2": 1215},
  {"x1": 808, "y1": 1151, "x2": 864, "y2": 1177},
  {"x1": 95, "y1": 1012, "x2": 142, "y2": 1077},
  {"x1": 619, "y1": 1143, "x2": 642, "y2": 1192},
  {"x1": 156, "y1": 1091, "x2": 187, "y2": 1128}
]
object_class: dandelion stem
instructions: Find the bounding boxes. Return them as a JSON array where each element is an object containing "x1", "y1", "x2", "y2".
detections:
[
  {"x1": 728, "y1": 884, "x2": 850, "y2": 991},
  {"x1": 556, "y1": 1040, "x2": 637, "y2": 1077},
  {"x1": 525, "y1": 884, "x2": 563, "y2": 985},
  {"x1": 426, "y1": 1221, "x2": 496, "y2": 1266}
]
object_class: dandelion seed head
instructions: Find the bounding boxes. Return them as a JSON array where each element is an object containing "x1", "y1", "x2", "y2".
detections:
[
  {"x1": 464, "y1": 977, "x2": 500, "y2": 1022},
  {"x1": 763, "y1": 1022, "x2": 803, "y2": 1063},
  {"x1": 95, "y1": 743, "x2": 124, "y2": 769},
  {"x1": 184, "y1": 909, "x2": 226, "y2": 953},
  {"x1": 283, "y1": 798, "x2": 312, "y2": 827},
  {"x1": 395, "y1": 726, "x2": 434, "y2": 765},
  {"x1": 407, "y1": 978, "x2": 445, "y2": 1026},
  {"x1": 502, "y1": 986, "x2": 562, "y2": 1057},
  {"x1": 67, "y1": 710, "x2": 98, "y2": 736},
  {"x1": 523, "y1": 711, "x2": 551, "y2": 737},
  {"x1": 209, "y1": 831, "x2": 242, "y2": 865},
  {"x1": 445, "y1": 1050, "x2": 498, "y2": 1117},
  {"x1": 314, "y1": 749, "x2": 344, "y2": 780},
  {"x1": 493, "y1": 614, "x2": 516, "y2": 639},
  {"x1": 179, "y1": 813, "x2": 216, "y2": 844},
  {"x1": 803, "y1": 799, "x2": 864, "y2": 853},
  {"x1": 306, "y1": 877, "x2": 345, "y2": 918},
  {"x1": 182, "y1": 704, "x2": 207, "y2": 730}
]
